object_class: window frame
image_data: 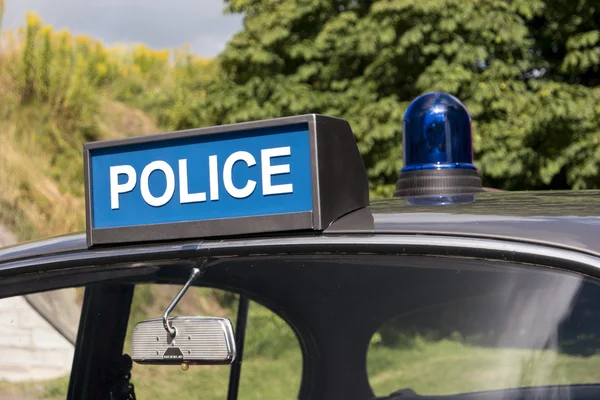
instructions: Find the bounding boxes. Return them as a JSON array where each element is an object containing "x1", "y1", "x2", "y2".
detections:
[{"x1": 2, "y1": 234, "x2": 600, "y2": 400}]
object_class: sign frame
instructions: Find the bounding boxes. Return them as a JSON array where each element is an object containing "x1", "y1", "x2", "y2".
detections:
[{"x1": 84, "y1": 114, "x2": 369, "y2": 247}]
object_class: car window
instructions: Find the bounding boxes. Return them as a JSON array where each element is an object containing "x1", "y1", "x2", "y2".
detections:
[
  {"x1": 0, "y1": 287, "x2": 83, "y2": 400},
  {"x1": 366, "y1": 259, "x2": 600, "y2": 397},
  {"x1": 124, "y1": 284, "x2": 302, "y2": 399},
  {"x1": 238, "y1": 300, "x2": 302, "y2": 399}
]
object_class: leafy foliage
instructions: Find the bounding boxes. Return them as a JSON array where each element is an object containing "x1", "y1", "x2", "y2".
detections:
[{"x1": 173, "y1": 0, "x2": 600, "y2": 195}]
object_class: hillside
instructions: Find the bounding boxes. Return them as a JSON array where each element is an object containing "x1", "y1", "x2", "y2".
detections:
[
  {"x1": 0, "y1": 12, "x2": 218, "y2": 243},
  {"x1": 0, "y1": 223, "x2": 15, "y2": 247},
  {"x1": 0, "y1": 97, "x2": 160, "y2": 241}
]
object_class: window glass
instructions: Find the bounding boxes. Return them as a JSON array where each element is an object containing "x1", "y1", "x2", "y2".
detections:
[
  {"x1": 238, "y1": 301, "x2": 302, "y2": 399},
  {"x1": 125, "y1": 284, "x2": 234, "y2": 399},
  {"x1": 0, "y1": 288, "x2": 83, "y2": 400},
  {"x1": 125, "y1": 284, "x2": 302, "y2": 399},
  {"x1": 367, "y1": 261, "x2": 600, "y2": 397}
]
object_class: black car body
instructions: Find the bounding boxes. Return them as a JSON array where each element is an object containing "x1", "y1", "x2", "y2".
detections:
[{"x1": 2, "y1": 190, "x2": 600, "y2": 399}]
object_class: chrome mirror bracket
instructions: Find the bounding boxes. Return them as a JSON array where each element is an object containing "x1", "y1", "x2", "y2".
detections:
[{"x1": 162, "y1": 264, "x2": 205, "y2": 337}]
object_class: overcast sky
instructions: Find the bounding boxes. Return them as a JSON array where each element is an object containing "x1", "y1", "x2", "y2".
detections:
[{"x1": 2, "y1": 0, "x2": 244, "y2": 57}]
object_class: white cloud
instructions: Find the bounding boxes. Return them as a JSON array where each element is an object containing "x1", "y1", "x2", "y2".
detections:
[{"x1": 2, "y1": 0, "x2": 243, "y2": 57}]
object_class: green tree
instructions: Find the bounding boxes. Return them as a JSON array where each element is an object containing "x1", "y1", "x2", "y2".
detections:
[{"x1": 184, "y1": 0, "x2": 600, "y2": 195}]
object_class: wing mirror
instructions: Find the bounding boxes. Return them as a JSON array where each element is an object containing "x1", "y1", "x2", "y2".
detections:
[{"x1": 130, "y1": 267, "x2": 236, "y2": 366}]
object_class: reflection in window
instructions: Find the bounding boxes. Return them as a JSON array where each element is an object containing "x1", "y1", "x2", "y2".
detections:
[{"x1": 367, "y1": 265, "x2": 600, "y2": 397}]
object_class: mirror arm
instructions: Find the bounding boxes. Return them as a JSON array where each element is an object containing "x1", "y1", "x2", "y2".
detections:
[{"x1": 162, "y1": 263, "x2": 205, "y2": 337}]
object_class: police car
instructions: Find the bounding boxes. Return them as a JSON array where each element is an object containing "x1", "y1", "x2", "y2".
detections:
[{"x1": 1, "y1": 92, "x2": 600, "y2": 400}]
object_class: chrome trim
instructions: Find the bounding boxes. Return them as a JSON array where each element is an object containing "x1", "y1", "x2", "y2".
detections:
[
  {"x1": 206, "y1": 233, "x2": 590, "y2": 255},
  {"x1": 1, "y1": 234, "x2": 600, "y2": 277},
  {"x1": 131, "y1": 316, "x2": 237, "y2": 365},
  {"x1": 196, "y1": 235, "x2": 600, "y2": 272}
]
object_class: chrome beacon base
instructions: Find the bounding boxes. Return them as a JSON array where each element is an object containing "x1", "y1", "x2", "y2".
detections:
[{"x1": 394, "y1": 168, "x2": 483, "y2": 197}]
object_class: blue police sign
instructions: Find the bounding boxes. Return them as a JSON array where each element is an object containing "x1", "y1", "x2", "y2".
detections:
[
  {"x1": 91, "y1": 124, "x2": 312, "y2": 229},
  {"x1": 84, "y1": 115, "x2": 368, "y2": 246}
]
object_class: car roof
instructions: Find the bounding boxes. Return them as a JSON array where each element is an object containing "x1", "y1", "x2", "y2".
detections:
[
  {"x1": 2, "y1": 190, "x2": 600, "y2": 268},
  {"x1": 330, "y1": 190, "x2": 600, "y2": 256}
]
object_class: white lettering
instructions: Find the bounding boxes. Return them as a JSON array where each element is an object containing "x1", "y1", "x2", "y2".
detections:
[
  {"x1": 178, "y1": 159, "x2": 206, "y2": 203},
  {"x1": 209, "y1": 155, "x2": 219, "y2": 201},
  {"x1": 140, "y1": 160, "x2": 175, "y2": 207},
  {"x1": 223, "y1": 151, "x2": 256, "y2": 199},
  {"x1": 261, "y1": 147, "x2": 293, "y2": 195},
  {"x1": 110, "y1": 165, "x2": 137, "y2": 210}
]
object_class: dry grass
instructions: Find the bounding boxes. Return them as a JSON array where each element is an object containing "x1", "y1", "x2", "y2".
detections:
[
  {"x1": 0, "y1": 96, "x2": 159, "y2": 242},
  {"x1": 0, "y1": 11, "x2": 215, "y2": 242},
  {"x1": 99, "y1": 100, "x2": 160, "y2": 139}
]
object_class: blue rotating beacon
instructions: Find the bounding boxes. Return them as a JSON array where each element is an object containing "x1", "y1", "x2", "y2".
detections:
[{"x1": 394, "y1": 92, "x2": 483, "y2": 197}]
